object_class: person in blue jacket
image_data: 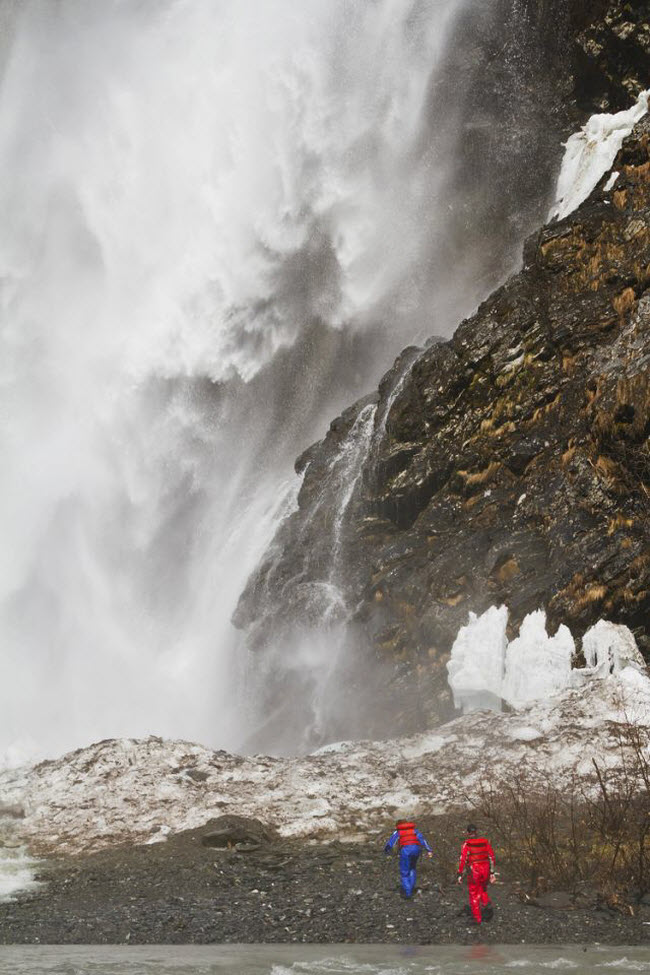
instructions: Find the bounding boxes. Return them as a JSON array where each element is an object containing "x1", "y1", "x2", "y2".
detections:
[{"x1": 384, "y1": 819, "x2": 433, "y2": 898}]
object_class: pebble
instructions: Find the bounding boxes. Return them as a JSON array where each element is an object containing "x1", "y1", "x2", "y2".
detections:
[{"x1": 1, "y1": 821, "x2": 649, "y2": 946}]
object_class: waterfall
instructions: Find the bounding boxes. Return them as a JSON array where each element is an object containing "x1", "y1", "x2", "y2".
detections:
[
  {"x1": 0, "y1": 0, "x2": 552, "y2": 760},
  {"x1": 237, "y1": 351, "x2": 423, "y2": 754}
]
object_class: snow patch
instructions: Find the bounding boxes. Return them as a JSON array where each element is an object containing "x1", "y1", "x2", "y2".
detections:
[
  {"x1": 550, "y1": 90, "x2": 649, "y2": 221},
  {"x1": 312, "y1": 740, "x2": 354, "y2": 756},
  {"x1": 611, "y1": 667, "x2": 650, "y2": 726},
  {"x1": 507, "y1": 726, "x2": 543, "y2": 742},
  {"x1": 400, "y1": 735, "x2": 447, "y2": 759}
]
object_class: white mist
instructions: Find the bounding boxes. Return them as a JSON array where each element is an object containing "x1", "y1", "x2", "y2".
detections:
[{"x1": 0, "y1": 0, "x2": 482, "y2": 760}]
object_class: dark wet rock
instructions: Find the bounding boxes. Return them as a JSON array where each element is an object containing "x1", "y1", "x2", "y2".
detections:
[
  {"x1": 237, "y1": 118, "x2": 650, "y2": 743},
  {"x1": 572, "y1": 0, "x2": 650, "y2": 111},
  {"x1": 200, "y1": 816, "x2": 274, "y2": 849},
  {"x1": 529, "y1": 891, "x2": 575, "y2": 910},
  {"x1": 421, "y1": 0, "x2": 650, "y2": 318},
  {"x1": 0, "y1": 804, "x2": 24, "y2": 820}
]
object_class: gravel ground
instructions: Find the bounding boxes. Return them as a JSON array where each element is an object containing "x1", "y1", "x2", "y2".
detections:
[{"x1": 1, "y1": 817, "x2": 650, "y2": 945}]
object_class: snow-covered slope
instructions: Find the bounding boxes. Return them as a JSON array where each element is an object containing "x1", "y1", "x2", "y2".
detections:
[{"x1": 2, "y1": 665, "x2": 649, "y2": 858}]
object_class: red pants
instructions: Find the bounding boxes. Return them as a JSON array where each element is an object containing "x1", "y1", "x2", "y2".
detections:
[{"x1": 467, "y1": 861, "x2": 491, "y2": 922}]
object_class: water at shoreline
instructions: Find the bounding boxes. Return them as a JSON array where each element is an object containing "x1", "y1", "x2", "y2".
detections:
[{"x1": 1, "y1": 944, "x2": 650, "y2": 975}]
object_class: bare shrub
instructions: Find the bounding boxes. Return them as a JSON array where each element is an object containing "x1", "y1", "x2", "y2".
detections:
[{"x1": 466, "y1": 715, "x2": 650, "y2": 906}]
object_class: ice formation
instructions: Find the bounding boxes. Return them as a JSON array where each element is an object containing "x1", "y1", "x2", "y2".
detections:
[
  {"x1": 502, "y1": 611, "x2": 574, "y2": 708},
  {"x1": 447, "y1": 606, "x2": 645, "y2": 714},
  {"x1": 550, "y1": 89, "x2": 649, "y2": 221},
  {"x1": 581, "y1": 620, "x2": 646, "y2": 677},
  {"x1": 446, "y1": 606, "x2": 508, "y2": 711}
]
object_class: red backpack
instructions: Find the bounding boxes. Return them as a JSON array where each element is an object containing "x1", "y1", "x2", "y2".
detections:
[{"x1": 396, "y1": 821, "x2": 419, "y2": 847}]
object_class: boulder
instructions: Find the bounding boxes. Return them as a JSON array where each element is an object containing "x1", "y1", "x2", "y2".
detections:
[
  {"x1": 0, "y1": 803, "x2": 25, "y2": 819},
  {"x1": 530, "y1": 891, "x2": 575, "y2": 910},
  {"x1": 200, "y1": 815, "x2": 273, "y2": 850}
]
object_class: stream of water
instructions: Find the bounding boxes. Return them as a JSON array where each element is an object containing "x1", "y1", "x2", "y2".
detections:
[{"x1": 1, "y1": 944, "x2": 649, "y2": 975}]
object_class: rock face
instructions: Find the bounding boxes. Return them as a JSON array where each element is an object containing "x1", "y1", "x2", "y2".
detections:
[
  {"x1": 237, "y1": 118, "x2": 650, "y2": 742},
  {"x1": 408, "y1": 0, "x2": 650, "y2": 324},
  {"x1": 571, "y1": 0, "x2": 650, "y2": 110}
]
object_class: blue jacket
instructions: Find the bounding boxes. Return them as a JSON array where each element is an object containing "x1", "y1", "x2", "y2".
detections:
[{"x1": 384, "y1": 827, "x2": 432, "y2": 853}]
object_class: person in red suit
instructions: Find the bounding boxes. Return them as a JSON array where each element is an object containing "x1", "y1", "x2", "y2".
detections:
[{"x1": 457, "y1": 823, "x2": 496, "y2": 924}]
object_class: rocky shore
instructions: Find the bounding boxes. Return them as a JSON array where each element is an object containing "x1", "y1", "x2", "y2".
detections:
[
  {"x1": 2, "y1": 818, "x2": 650, "y2": 946},
  {"x1": 1, "y1": 659, "x2": 649, "y2": 947}
]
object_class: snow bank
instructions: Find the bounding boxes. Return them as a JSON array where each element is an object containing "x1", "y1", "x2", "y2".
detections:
[
  {"x1": 4, "y1": 660, "x2": 650, "y2": 858},
  {"x1": 550, "y1": 90, "x2": 649, "y2": 221},
  {"x1": 0, "y1": 614, "x2": 646, "y2": 862}
]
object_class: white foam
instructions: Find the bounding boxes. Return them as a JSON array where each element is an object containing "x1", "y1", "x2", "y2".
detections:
[
  {"x1": 597, "y1": 961, "x2": 650, "y2": 971},
  {"x1": 0, "y1": 847, "x2": 41, "y2": 902},
  {"x1": 0, "y1": 0, "x2": 478, "y2": 761}
]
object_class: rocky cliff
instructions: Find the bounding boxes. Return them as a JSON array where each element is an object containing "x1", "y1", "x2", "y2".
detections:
[
  {"x1": 236, "y1": 114, "x2": 650, "y2": 743},
  {"x1": 425, "y1": 0, "x2": 650, "y2": 299}
]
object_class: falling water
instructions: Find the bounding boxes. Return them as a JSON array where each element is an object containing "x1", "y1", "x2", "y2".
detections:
[
  {"x1": 238, "y1": 353, "x2": 422, "y2": 753},
  {"x1": 0, "y1": 0, "x2": 555, "y2": 760}
]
